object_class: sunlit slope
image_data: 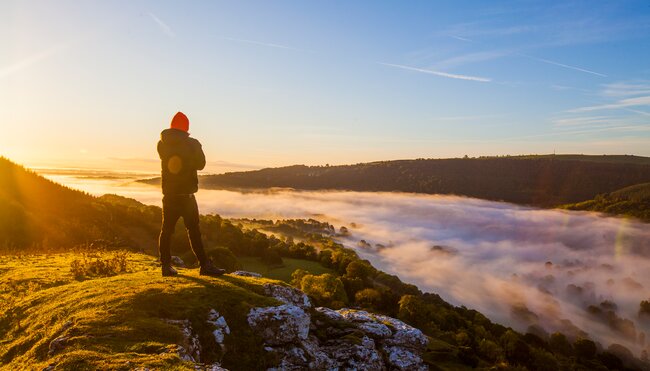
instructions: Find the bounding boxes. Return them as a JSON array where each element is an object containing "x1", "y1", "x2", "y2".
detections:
[
  {"x1": 0, "y1": 157, "x2": 160, "y2": 251},
  {"x1": 561, "y1": 182, "x2": 650, "y2": 221},
  {"x1": 0, "y1": 252, "x2": 280, "y2": 370},
  {"x1": 139, "y1": 154, "x2": 650, "y2": 207}
]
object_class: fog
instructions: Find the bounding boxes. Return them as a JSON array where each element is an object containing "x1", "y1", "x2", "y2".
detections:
[{"x1": 42, "y1": 170, "x2": 650, "y2": 354}]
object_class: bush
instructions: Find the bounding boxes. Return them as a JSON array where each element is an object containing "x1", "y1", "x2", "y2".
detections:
[
  {"x1": 354, "y1": 288, "x2": 382, "y2": 310},
  {"x1": 574, "y1": 338, "x2": 597, "y2": 359},
  {"x1": 549, "y1": 332, "x2": 573, "y2": 356},
  {"x1": 299, "y1": 273, "x2": 348, "y2": 308},
  {"x1": 206, "y1": 246, "x2": 241, "y2": 272},
  {"x1": 70, "y1": 251, "x2": 129, "y2": 279}
]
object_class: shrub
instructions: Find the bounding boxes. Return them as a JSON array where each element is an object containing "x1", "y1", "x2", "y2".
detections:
[
  {"x1": 206, "y1": 246, "x2": 241, "y2": 272},
  {"x1": 574, "y1": 338, "x2": 597, "y2": 359},
  {"x1": 299, "y1": 273, "x2": 348, "y2": 308},
  {"x1": 354, "y1": 288, "x2": 382, "y2": 310},
  {"x1": 70, "y1": 251, "x2": 129, "y2": 279}
]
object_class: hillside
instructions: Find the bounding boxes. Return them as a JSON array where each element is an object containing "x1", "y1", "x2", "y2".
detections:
[
  {"x1": 140, "y1": 154, "x2": 650, "y2": 207},
  {"x1": 0, "y1": 157, "x2": 161, "y2": 252},
  {"x1": 560, "y1": 182, "x2": 650, "y2": 222},
  {"x1": 2, "y1": 157, "x2": 649, "y2": 370}
]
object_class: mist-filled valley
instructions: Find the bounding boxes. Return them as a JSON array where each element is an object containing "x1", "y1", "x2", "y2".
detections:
[{"x1": 40, "y1": 168, "x2": 650, "y2": 357}]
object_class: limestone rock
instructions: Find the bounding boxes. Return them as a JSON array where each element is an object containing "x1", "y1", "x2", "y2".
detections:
[
  {"x1": 171, "y1": 256, "x2": 186, "y2": 268},
  {"x1": 207, "y1": 309, "x2": 230, "y2": 345},
  {"x1": 314, "y1": 307, "x2": 344, "y2": 322},
  {"x1": 231, "y1": 270, "x2": 262, "y2": 277},
  {"x1": 324, "y1": 335, "x2": 385, "y2": 371},
  {"x1": 250, "y1": 301, "x2": 429, "y2": 370},
  {"x1": 383, "y1": 345, "x2": 427, "y2": 370},
  {"x1": 47, "y1": 336, "x2": 68, "y2": 357},
  {"x1": 263, "y1": 284, "x2": 311, "y2": 310},
  {"x1": 165, "y1": 319, "x2": 201, "y2": 362},
  {"x1": 338, "y1": 309, "x2": 427, "y2": 350},
  {"x1": 248, "y1": 304, "x2": 310, "y2": 345}
]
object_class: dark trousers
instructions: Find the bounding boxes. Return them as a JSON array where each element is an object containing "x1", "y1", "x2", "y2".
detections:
[{"x1": 159, "y1": 194, "x2": 208, "y2": 266}]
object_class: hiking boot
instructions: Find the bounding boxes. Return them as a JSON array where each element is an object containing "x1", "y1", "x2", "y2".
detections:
[
  {"x1": 200, "y1": 261, "x2": 225, "y2": 277},
  {"x1": 162, "y1": 264, "x2": 178, "y2": 277}
]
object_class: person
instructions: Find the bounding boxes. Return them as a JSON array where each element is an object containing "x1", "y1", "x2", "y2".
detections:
[{"x1": 157, "y1": 111, "x2": 225, "y2": 277}]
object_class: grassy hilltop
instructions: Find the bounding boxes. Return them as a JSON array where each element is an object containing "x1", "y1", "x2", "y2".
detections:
[{"x1": 0, "y1": 253, "x2": 280, "y2": 369}]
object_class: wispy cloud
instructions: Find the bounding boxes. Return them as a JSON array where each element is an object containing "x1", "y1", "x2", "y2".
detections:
[
  {"x1": 601, "y1": 82, "x2": 650, "y2": 98},
  {"x1": 445, "y1": 34, "x2": 608, "y2": 78},
  {"x1": 433, "y1": 114, "x2": 505, "y2": 122},
  {"x1": 551, "y1": 116, "x2": 612, "y2": 127},
  {"x1": 148, "y1": 12, "x2": 175, "y2": 38},
  {"x1": 450, "y1": 35, "x2": 474, "y2": 42},
  {"x1": 570, "y1": 96, "x2": 650, "y2": 113},
  {"x1": 0, "y1": 44, "x2": 67, "y2": 79},
  {"x1": 221, "y1": 36, "x2": 299, "y2": 51},
  {"x1": 378, "y1": 62, "x2": 491, "y2": 82},
  {"x1": 517, "y1": 53, "x2": 607, "y2": 77},
  {"x1": 433, "y1": 50, "x2": 509, "y2": 69}
]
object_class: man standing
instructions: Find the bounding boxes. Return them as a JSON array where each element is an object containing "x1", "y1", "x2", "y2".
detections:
[{"x1": 157, "y1": 111, "x2": 225, "y2": 277}]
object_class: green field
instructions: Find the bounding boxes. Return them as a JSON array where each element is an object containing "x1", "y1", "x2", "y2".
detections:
[{"x1": 238, "y1": 257, "x2": 334, "y2": 282}]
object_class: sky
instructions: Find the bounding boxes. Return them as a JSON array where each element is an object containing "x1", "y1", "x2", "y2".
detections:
[{"x1": 1, "y1": 0, "x2": 649, "y2": 173}]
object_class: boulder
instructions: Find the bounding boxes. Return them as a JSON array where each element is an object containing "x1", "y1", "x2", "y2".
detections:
[
  {"x1": 171, "y1": 256, "x2": 186, "y2": 268},
  {"x1": 250, "y1": 302, "x2": 429, "y2": 370},
  {"x1": 263, "y1": 284, "x2": 311, "y2": 310},
  {"x1": 338, "y1": 309, "x2": 427, "y2": 350},
  {"x1": 207, "y1": 309, "x2": 230, "y2": 345},
  {"x1": 164, "y1": 319, "x2": 201, "y2": 362},
  {"x1": 314, "y1": 307, "x2": 345, "y2": 322},
  {"x1": 324, "y1": 335, "x2": 385, "y2": 371},
  {"x1": 231, "y1": 270, "x2": 262, "y2": 278},
  {"x1": 247, "y1": 305, "x2": 310, "y2": 345},
  {"x1": 47, "y1": 336, "x2": 68, "y2": 357},
  {"x1": 382, "y1": 345, "x2": 427, "y2": 370}
]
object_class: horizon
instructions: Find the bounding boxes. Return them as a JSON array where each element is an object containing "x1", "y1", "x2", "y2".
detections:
[
  {"x1": 2, "y1": 0, "x2": 650, "y2": 171},
  {"x1": 21, "y1": 152, "x2": 650, "y2": 176}
]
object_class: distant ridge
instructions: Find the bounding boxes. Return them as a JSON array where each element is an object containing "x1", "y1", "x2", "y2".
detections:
[{"x1": 140, "y1": 154, "x2": 650, "y2": 207}]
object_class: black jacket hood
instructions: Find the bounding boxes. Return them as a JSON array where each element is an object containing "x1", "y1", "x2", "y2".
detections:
[{"x1": 160, "y1": 128, "x2": 189, "y2": 143}]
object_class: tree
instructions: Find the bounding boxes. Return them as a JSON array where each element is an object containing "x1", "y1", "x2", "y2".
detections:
[
  {"x1": 549, "y1": 332, "x2": 573, "y2": 357},
  {"x1": 345, "y1": 260, "x2": 374, "y2": 280},
  {"x1": 355, "y1": 288, "x2": 382, "y2": 310},
  {"x1": 205, "y1": 246, "x2": 241, "y2": 272},
  {"x1": 290, "y1": 269, "x2": 309, "y2": 287},
  {"x1": 574, "y1": 338, "x2": 597, "y2": 359},
  {"x1": 300, "y1": 273, "x2": 348, "y2": 308}
]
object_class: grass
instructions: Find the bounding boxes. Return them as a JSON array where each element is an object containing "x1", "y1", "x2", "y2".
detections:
[
  {"x1": 238, "y1": 257, "x2": 334, "y2": 282},
  {"x1": 0, "y1": 252, "x2": 284, "y2": 370}
]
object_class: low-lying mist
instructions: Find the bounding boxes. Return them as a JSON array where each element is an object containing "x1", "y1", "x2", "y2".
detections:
[
  {"x1": 202, "y1": 188, "x2": 650, "y2": 355},
  {"x1": 41, "y1": 171, "x2": 650, "y2": 355}
]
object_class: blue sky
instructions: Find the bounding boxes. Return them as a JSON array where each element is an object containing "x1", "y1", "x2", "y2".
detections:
[{"x1": 1, "y1": 0, "x2": 649, "y2": 172}]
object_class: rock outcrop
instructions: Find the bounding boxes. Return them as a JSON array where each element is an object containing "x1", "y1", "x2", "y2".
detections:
[
  {"x1": 163, "y1": 309, "x2": 230, "y2": 370},
  {"x1": 231, "y1": 270, "x2": 262, "y2": 278},
  {"x1": 263, "y1": 283, "x2": 311, "y2": 310},
  {"x1": 250, "y1": 284, "x2": 430, "y2": 370},
  {"x1": 171, "y1": 256, "x2": 186, "y2": 268}
]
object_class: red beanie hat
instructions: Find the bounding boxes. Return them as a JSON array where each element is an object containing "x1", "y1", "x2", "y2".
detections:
[{"x1": 171, "y1": 112, "x2": 189, "y2": 132}]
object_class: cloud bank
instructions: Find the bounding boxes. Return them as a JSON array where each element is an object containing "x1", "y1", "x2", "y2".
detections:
[{"x1": 196, "y1": 188, "x2": 650, "y2": 355}]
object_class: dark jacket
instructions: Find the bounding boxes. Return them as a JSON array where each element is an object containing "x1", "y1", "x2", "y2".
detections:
[{"x1": 157, "y1": 128, "x2": 206, "y2": 195}]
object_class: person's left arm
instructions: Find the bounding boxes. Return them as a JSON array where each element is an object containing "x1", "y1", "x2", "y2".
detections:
[{"x1": 191, "y1": 139, "x2": 206, "y2": 170}]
